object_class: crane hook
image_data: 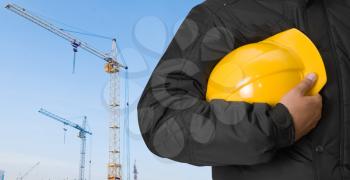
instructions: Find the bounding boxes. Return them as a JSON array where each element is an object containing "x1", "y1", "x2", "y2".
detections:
[{"x1": 63, "y1": 125, "x2": 68, "y2": 144}]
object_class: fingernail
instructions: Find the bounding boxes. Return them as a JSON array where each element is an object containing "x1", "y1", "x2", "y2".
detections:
[{"x1": 306, "y1": 73, "x2": 317, "y2": 81}]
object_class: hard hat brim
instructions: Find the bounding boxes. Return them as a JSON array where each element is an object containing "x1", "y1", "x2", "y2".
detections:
[{"x1": 206, "y1": 28, "x2": 327, "y2": 105}]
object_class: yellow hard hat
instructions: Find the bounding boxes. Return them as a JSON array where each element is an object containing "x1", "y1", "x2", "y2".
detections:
[{"x1": 206, "y1": 28, "x2": 327, "y2": 105}]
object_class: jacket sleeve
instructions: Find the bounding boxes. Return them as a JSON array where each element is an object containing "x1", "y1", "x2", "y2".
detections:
[{"x1": 137, "y1": 4, "x2": 295, "y2": 166}]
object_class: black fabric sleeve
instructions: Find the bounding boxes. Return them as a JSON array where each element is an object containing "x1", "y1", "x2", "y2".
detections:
[{"x1": 137, "y1": 4, "x2": 295, "y2": 166}]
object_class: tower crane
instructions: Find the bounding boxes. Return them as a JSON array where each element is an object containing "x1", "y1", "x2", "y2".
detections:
[
  {"x1": 17, "y1": 161, "x2": 40, "y2": 180},
  {"x1": 6, "y1": 3, "x2": 126, "y2": 180},
  {"x1": 38, "y1": 108, "x2": 92, "y2": 180}
]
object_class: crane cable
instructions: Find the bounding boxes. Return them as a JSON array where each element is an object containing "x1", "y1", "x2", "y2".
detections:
[
  {"x1": 20, "y1": 6, "x2": 121, "y2": 179},
  {"x1": 60, "y1": 29, "x2": 114, "y2": 40},
  {"x1": 29, "y1": 9, "x2": 115, "y2": 73},
  {"x1": 34, "y1": 8, "x2": 128, "y2": 178},
  {"x1": 116, "y1": 35, "x2": 130, "y2": 180},
  {"x1": 29, "y1": 9, "x2": 114, "y2": 40},
  {"x1": 86, "y1": 121, "x2": 93, "y2": 180},
  {"x1": 124, "y1": 66, "x2": 130, "y2": 180}
]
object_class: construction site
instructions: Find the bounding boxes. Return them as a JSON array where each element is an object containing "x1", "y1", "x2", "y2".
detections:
[
  {"x1": 0, "y1": 1, "x2": 210, "y2": 180},
  {"x1": 1, "y1": 2, "x2": 134, "y2": 180}
]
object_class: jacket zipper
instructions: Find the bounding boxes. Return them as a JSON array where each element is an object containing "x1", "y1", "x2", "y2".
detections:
[{"x1": 320, "y1": 0, "x2": 345, "y2": 179}]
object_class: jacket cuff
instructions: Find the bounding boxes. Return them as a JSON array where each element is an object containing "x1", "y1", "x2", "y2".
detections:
[{"x1": 269, "y1": 103, "x2": 295, "y2": 148}]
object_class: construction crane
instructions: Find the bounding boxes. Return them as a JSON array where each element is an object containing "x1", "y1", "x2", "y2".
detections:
[
  {"x1": 5, "y1": 3, "x2": 126, "y2": 180},
  {"x1": 17, "y1": 161, "x2": 40, "y2": 180},
  {"x1": 38, "y1": 108, "x2": 92, "y2": 180}
]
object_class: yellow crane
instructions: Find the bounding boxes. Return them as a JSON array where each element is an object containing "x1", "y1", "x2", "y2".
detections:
[{"x1": 5, "y1": 3, "x2": 127, "y2": 180}]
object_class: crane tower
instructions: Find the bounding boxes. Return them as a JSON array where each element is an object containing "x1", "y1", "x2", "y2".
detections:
[
  {"x1": 38, "y1": 109, "x2": 92, "y2": 180},
  {"x1": 5, "y1": 3, "x2": 125, "y2": 179}
]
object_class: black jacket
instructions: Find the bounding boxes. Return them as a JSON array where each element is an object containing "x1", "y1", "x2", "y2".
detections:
[{"x1": 137, "y1": 0, "x2": 350, "y2": 179}]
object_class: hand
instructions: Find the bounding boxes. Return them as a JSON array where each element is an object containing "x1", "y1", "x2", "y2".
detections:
[{"x1": 280, "y1": 73, "x2": 323, "y2": 141}]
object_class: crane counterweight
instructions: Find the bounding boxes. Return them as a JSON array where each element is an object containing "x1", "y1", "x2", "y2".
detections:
[{"x1": 105, "y1": 60, "x2": 119, "y2": 74}]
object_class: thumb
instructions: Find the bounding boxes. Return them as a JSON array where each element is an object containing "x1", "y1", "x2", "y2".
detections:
[{"x1": 294, "y1": 73, "x2": 318, "y2": 95}]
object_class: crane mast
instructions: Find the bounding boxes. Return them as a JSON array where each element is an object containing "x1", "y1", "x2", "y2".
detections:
[
  {"x1": 38, "y1": 108, "x2": 92, "y2": 180},
  {"x1": 6, "y1": 3, "x2": 125, "y2": 180},
  {"x1": 108, "y1": 40, "x2": 122, "y2": 180}
]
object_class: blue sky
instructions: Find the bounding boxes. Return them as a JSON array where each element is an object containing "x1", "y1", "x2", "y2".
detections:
[{"x1": 0, "y1": 0, "x2": 211, "y2": 179}]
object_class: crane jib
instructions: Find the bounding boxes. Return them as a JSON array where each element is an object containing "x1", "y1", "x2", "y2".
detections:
[
  {"x1": 4, "y1": 3, "x2": 125, "y2": 69},
  {"x1": 38, "y1": 108, "x2": 92, "y2": 180},
  {"x1": 7, "y1": 3, "x2": 126, "y2": 179}
]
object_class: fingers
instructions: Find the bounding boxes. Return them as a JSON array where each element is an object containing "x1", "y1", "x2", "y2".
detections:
[
  {"x1": 294, "y1": 73, "x2": 318, "y2": 95},
  {"x1": 305, "y1": 94, "x2": 322, "y2": 104},
  {"x1": 305, "y1": 94, "x2": 323, "y2": 120},
  {"x1": 314, "y1": 93, "x2": 323, "y2": 103}
]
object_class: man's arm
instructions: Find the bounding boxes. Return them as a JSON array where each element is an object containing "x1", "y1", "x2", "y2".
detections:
[{"x1": 137, "y1": 4, "x2": 319, "y2": 166}]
